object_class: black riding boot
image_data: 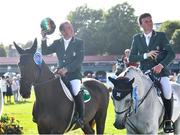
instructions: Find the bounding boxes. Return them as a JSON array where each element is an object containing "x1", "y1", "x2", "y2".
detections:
[
  {"x1": 74, "y1": 91, "x2": 85, "y2": 129},
  {"x1": 163, "y1": 98, "x2": 174, "y2": 133}
]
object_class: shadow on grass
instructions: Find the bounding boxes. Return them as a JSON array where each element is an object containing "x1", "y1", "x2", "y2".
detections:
[{"x1": 4, "y1": 100, "x2": 33, "y2": 106}]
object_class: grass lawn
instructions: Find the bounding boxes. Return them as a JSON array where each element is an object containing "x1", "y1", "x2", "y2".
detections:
[{"x1": 3, "y1": 91, "x2": 126, "y2": 134}]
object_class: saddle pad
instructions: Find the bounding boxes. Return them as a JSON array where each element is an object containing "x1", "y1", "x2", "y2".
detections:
[
  {"x1": 172, "y1": 90, "x2": 179, "y2": 107},
  {"x1": 158, "y1": 88, "x2": 179, "y2": 108},
  {"x1": 59, "y1": 78, "x2": 73, "y2": 101},
  {"x1": 81, "y1": 86, "x2": 91, "y2": 103},
  {"x1": 59, "y1": 78, "x2": 91, "y2": 103}
]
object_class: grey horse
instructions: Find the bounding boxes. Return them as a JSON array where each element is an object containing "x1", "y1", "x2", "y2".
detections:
[{"x1": 109, "y1": 66, "x2": 180, "y2": 134}]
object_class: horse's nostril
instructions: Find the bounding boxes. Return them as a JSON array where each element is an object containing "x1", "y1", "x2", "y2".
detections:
[
  {"x1": 114, "y1": 121, "x2": 120, "y2": 129},
  {"x1": 114, "y1": 120, "x2": 125, "y2": 129},
  {"x1": 21, "y1": 93, "x2": 30, "y2": 99},
  {"x1": 113, "y1": 122, "x2": 120, "y2": 129}
]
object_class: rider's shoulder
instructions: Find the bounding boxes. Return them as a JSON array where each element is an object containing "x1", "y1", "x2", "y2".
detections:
[
  {"x1": 133, "y1": 33, "x2": 143, "y2": 39},
  {"x1": 155, "y1": 31, "x2": 166, "y2": 37},
  {"x1": 54, "y1": 38, "x2": 62, "y2": 44},
  {"x1": 73, "y1": 37, "x2": 83, "y2": 43}
]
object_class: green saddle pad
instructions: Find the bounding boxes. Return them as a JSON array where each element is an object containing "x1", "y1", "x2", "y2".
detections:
[{"x1": 81, "y1": 87, "x2": 91, "y2": 103}]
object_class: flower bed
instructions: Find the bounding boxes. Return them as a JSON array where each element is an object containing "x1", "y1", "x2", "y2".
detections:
[{"x1": 0, "y1": 114, "x2": 23, "y2": 134}]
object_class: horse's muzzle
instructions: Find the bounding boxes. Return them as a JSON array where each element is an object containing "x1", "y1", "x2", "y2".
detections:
[
  {"x1": 20, "y1": 89, "x2": 31, "y2": 98},
  {"x1": 19, "y1": 85, "x2": 31, "y2": 98},
  {"x1": 114, "y1": 120, "x2": 125, "y2": 129}
]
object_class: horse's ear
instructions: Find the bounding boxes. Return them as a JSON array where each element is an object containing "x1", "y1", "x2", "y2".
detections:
[
  {"x1": 129, "y1": 78, "x2": 135, "y2": 84},
  {"x1": 13, "y1": 42, "x2": 24, "y2": 54},
  {"x1": 30, "y1": 38, "x2": 37, "y2": 53},
  {"x1": 117, "y1": 58, "x2": 121, "y2": 63},
  {"x1": 108, "y1": 77, "x2": 118, "y2": 85}
]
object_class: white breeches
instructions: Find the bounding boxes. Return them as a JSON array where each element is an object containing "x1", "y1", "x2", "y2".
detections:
[
  {"x1": 160, "y1": 76, "x2": 172, "y2": 99},
  {"x1": 70, "y1": 79, "x2": 81, "y2": 96}
]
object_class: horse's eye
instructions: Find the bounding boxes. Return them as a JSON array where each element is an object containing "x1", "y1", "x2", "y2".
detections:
[
  {"x1": 125, "y1": 99, "x2": 132, "y2": 105},
  {"x1": 18, "y1": 62, "x2": 23, "y2": 67}
]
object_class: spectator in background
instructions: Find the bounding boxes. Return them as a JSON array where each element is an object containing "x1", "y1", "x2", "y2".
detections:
[
  {"x1": 11, "y1": 76, "x2": 20, "y2": 103},
  {"x1": 176, "y1": 73, "x2": 180, "y2": 84},
  {"x1": 6, "y1": 76, "x2": 13, "y2": 104},
  {"x1": 86, "y1": 73, "x2": 92, "y2": 78},
  {"x1": 0, "y1": 76, "x2": 7, "y2": 104},
  {"x1": 122, "y1": 49, "x2": 138, "y2": 67}
]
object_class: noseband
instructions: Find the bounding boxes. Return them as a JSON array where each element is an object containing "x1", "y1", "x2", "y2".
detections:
[{"x1": 112, "y1": 94, "x2": 133, "y2": 116}]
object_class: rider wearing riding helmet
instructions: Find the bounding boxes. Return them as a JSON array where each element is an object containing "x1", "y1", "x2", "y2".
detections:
[
  {"x1": 41, "y1": 20, "x2": 85, "y2": 128},
  {"x1": 129, "y1": 13, "x2": 175, "y2": 133}
]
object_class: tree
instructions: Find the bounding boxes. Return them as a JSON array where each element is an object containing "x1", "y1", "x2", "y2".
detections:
[
  {"x1": 67, "y1": 3, "x2": 139, "y2": 55},
  {"x1": 67, "y1": 5, "x2": 106, "y2": 55},
  {"x1": 0, "y1": 43, "x2": 7, "y2": 57},
  {"x1": 159, "y1": 21, "x2": 180, "y2": 40},
  {"x1": 171, "y1": 29, "x2": 180, "y2": 53},
  {"x1": 103, "y1": 2, "x2": 140, "y2": 55},
  {"x1": 23, "y1": 40, "x2": 33, "y2": 49}
]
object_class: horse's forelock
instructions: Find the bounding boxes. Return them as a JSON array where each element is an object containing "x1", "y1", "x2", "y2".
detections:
[
  {"x1": 116, "y1": 76, "x2": 130, "y2": 83},
  {"x1": 114, "y1": 77, "x2": 133, "y2": 92},
  {"x1": 19, "y1": 54, "x2": 34, "y2": 66},
  {"x1": 23, "y1": 48, "x2": 35, "y2": 55},
  {"x1": 112, "y1": 77, "x2": 132, "y2": 101}
]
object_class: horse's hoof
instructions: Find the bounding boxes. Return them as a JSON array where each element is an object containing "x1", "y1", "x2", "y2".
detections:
[
  {"x1": 164, "y1": 128, "x2": 174, "y2": 133},
  {"x1": 76, "y1": 119, "x2": 84, "y2": 129},
  {"x1": 163, "y1": 120, "x2": 174, "y2": 133}
]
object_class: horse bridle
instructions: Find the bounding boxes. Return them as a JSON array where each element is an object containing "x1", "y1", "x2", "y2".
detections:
[
  {"x1": 113, "y1": 82, "x2": 154, "y2": 133},
  {"x1": 19, "y1": 53, "x2": 56, "y2": 87},
  {"x1": 112, "y1": 94, "x2": 133, "y2": 116},
  {"x1": 113, "y1": 78, "x2": 154, "y2": 114}
]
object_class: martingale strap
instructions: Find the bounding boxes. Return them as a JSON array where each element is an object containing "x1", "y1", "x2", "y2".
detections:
[{"x1": 64, "y1": 102, "x2": 76, "y2": 133}]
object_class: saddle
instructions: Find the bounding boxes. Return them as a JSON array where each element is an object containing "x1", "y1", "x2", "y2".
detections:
[
  {"x1": 145, "y1": 71, "x2": 175, "y2": 133},
  {"x1": 61, "y1": 77, "x2": 91, "y2": 102},
  {"x1": 58, "y1": 77, "x2": 91, "y2": 132},
  {"x1": 146, "y1": 71, "x2": 163, "y2": 98}
]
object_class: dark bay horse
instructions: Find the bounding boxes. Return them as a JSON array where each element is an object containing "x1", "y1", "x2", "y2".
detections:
[{"x1": 14, "y1": 39, "x2": 110, "y2": 134}]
